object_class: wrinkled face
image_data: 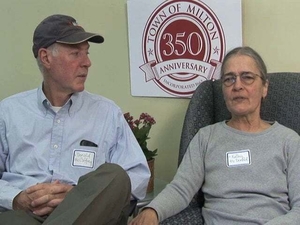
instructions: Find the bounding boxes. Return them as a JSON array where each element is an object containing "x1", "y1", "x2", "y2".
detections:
[
  {"x1": 45, "y1": 42, "x2": 91, "y2": 95},
  {"x1": 222, "y1": 55, "x2": 268, "y2": 118}
]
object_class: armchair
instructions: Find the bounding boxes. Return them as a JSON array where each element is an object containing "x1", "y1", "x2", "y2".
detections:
[{"x1": 160, "y1": 72, "x2": 300, "y2": 224}]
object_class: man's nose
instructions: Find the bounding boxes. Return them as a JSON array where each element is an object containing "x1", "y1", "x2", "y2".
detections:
[{"x1": 82, "y1": 55, "x2": 91, "y2": 67}]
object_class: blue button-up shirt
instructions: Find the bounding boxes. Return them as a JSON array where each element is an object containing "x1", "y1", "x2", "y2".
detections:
[{"x1": 0, "y1": 87, "x2": 150, "y2": 211}]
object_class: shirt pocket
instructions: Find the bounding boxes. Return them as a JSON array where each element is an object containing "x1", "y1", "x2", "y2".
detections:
[{"x1": 71, "y1": 146, "x2": 105, "y2": 169}]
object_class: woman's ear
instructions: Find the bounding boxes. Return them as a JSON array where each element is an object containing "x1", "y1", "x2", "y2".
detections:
[{"x1": 262, "y1": 79, "x2": 269, "y2": 99}]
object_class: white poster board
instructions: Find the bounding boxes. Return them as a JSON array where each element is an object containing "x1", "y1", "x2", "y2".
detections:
[{"x1": 127, "y1": 0, "x2": 242, "y2": 98}]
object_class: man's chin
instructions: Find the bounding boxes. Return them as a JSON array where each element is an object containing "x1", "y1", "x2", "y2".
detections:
[{"x1": 74, "y1": 86, "x2": 85, "y2": 93}]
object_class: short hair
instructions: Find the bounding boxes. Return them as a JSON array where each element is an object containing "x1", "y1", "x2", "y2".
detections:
[
  {"x1": 36, "y1": 43, "x2": 59, "y2": 74},
  {"x1": 220, "y1": 46, "x2": 268, "y2": 85}
]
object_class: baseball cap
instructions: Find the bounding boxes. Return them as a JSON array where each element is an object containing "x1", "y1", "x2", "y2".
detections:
[{"x1": 32, "y1": 14, "x2": 104, "y2": 58}]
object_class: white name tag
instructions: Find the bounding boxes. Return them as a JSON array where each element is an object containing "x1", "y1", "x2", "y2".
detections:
[
  {"x1": 226, "y1": 150, "x2": 251, "y2": 167},
  {"x1": 72, "y1": 149, "x2": 95, "y2": 168}
]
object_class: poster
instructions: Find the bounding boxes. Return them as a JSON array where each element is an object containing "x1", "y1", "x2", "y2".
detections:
[{"x1": 127, "y1": 0, "x2": 242, "y2": 98}]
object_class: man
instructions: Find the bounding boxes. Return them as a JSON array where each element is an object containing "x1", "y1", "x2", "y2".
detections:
[{"x1": 0, "y1": 14, "x2": 150, "y2": 224}]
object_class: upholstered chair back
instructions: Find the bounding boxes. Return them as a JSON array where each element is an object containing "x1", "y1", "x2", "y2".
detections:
[{"x1": 179, "y1": 72, "x2": 300, "y2": 165}]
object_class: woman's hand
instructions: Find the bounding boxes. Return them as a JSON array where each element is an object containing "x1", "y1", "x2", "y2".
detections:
[{"x1": 129, "y1": 208, "x2": 159, "y2": 225}]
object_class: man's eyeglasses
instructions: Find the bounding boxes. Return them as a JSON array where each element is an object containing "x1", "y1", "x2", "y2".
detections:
[{"x1": 221, "y1": 72, "x2": 262, "y2": 87}]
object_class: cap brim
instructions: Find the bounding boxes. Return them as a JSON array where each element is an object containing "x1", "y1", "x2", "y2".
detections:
[{"x1": 56, "y1": 32, "x2": 104, "y2": 44}]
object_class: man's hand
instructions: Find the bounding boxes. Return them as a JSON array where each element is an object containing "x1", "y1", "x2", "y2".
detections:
[
  {"x1": 13, "y1": 181, "x2": 74, "y2": 216},
  {"x1": 129, "y1": 208, "x2": 159, "y2": 225},
  {"x1": 12, "y1": 190, "x2": 34, "y2": 212}
]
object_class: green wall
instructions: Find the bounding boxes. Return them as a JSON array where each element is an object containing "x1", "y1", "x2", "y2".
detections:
[{"x1": 0, "y1": 0, "x2": 300, "y2": 182}]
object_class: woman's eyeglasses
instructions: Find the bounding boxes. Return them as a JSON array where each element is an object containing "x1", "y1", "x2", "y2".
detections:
[{"x1": 221, "y1": 72, "x2": 262, "y2": 87}]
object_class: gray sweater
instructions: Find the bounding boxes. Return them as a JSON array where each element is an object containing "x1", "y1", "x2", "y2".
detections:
[{"x1": 148, "y1": 121, "x2": 300, "y2": 224}]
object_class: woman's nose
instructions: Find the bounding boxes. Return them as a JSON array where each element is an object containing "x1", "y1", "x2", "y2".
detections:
[{"x1": 232, "y1": 76, "x2": 243, "y2": 89}]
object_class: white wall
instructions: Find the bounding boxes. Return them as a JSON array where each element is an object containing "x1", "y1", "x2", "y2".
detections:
[{"x1": 0, "y1": 0, "x2": 299, "y2": 182}]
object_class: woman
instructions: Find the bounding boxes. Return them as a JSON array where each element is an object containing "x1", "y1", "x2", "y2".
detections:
[{"x1": 129, "y1": 46, "x2": 300, "y2": 224}]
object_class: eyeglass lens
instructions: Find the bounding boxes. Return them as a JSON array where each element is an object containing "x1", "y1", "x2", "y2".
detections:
[{"x1": 222, "y1": 72, "x2": 260, "y2": 86}]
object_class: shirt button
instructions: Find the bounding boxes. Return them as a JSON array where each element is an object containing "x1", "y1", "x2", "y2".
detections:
[
  {"x1": 53, "y1": 144, "x2": 58, "y2": 149},
  {"x1": 57, "y1": 119, "x2": 61, "y2": 124}
]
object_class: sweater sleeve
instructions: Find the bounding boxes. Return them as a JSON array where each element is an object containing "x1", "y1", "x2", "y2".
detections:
[
  {"x1": 265, "y1": 133, "x2": 300, "y2": 224},
  {"x1": 147, "y1": 131, "x2": 206, "y2": 221}
]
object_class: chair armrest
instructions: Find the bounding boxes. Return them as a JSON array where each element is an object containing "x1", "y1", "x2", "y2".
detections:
[
  {"x1": 128, "y1": 199, "x2": 138, "y2": 217},
  {"x1": 159, "y1": 199, "x2": 203, "y2": 225}
]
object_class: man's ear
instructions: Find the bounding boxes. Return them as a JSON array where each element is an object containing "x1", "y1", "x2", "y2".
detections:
[{"x1": 38, "y1": 48, "x2": 51, "y2": 69}]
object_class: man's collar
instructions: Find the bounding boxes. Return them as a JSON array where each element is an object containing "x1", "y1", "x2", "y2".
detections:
[{"x1": 37, "y1": 85, "x2": 83, "y2": 116}]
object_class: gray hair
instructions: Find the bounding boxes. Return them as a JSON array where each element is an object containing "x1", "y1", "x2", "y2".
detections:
[
  {"x1": 220, "y1": 46, "x2": 268, "y2": 85},
  {"x1": 36, "y1": 43, "x2": 59, "y2": 74}
]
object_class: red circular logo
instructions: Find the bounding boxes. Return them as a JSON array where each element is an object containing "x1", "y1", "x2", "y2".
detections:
[{"x1": 140, "y1": 0, "x2": 225, "y2": 97}]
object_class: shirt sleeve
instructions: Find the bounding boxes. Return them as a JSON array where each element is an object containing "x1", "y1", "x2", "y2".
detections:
[
  {"x1": 0, "y1": 106, "x2": 22, "y2": 210},
  {"x1": 108, "y1": 109, "x2": 151, "y2": 200}
]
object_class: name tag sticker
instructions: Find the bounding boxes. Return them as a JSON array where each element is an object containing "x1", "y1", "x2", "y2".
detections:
[
  {"x1": 226, "y1": 150, "x2": 251, "y2": 167},
  {"x1": 72, "y1": 149, "x2": 95, "y2": 168}
]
